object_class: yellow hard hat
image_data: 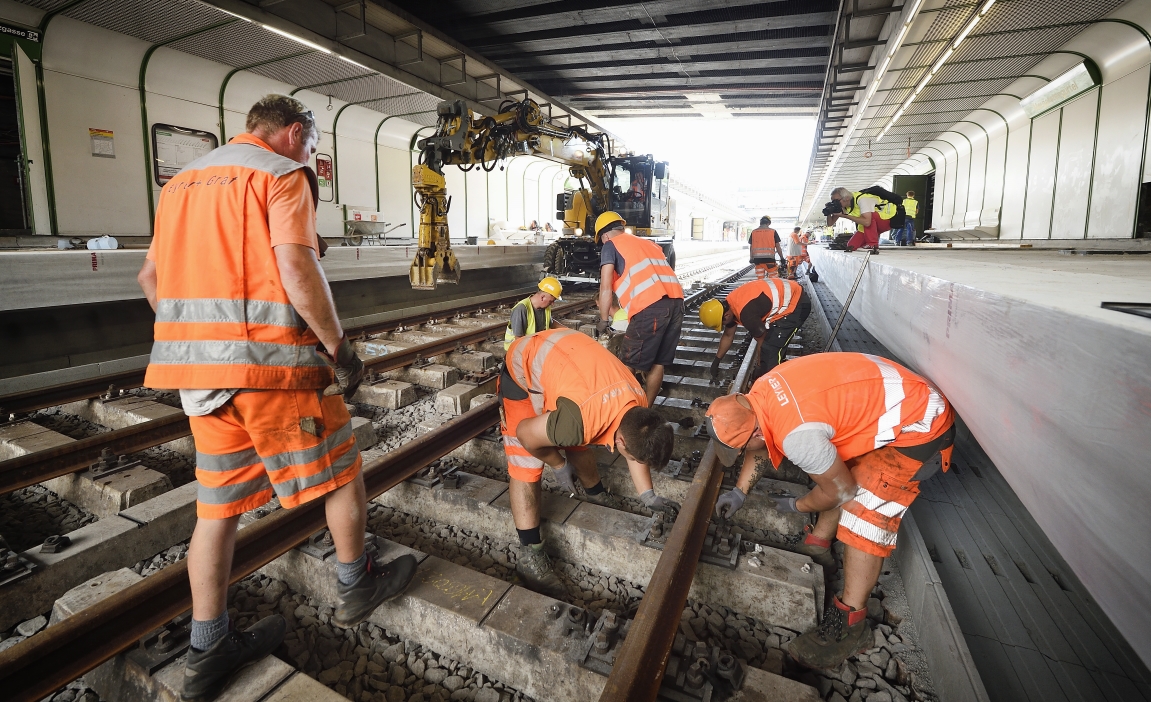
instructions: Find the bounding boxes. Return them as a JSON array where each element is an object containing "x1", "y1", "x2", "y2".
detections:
[
  {"x1": 595, "y1": 211, "x2": 626, "y2": 236},
  {"x1": 699, "y1": 299, "x2": 725, "y2": 332},
  {"x1": 538, "y1": 276, "x2": 562, "y2": 300}
]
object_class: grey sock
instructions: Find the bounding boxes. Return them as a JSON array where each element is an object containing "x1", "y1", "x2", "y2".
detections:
[
  {"x1": 190, "y1": 610, "x2": 229, "y2": 652},
  {"x1": 337, "y1": 552, "x2": 368, "y2": 585}
]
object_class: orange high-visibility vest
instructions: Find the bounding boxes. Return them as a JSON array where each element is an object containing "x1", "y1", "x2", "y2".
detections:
[
  {"x1": 608, "y1": 233, "x2": 683, "y2": 319},
  {"x1": 746, "y1": 352, "x2": 953, "y2": 470},
  {"x1": 505, "y1": 328, "x2": 647, "y2": 445},
  {"x1": 144, "y1": 134, "x2": 330, "y2": 390},
  {"x1": 749, "y1": 227, "x2": 777, "y2": 262},
  {"x1": 725, "y1": 279, "x2": 803, "y2": 327}
]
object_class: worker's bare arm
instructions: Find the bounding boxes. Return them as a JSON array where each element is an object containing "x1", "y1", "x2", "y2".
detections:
[
  {"x1": 273, "y1": 243, "x2": 344, "y2": 355},
  {"x1": 515, "y1": 413, "x2": 565, "y2": 468},
  {"x1": 137, "y1": 259, "x2": 158, "y2": 313},
  {"x1": 798, "y1": 457, "x2": 857, "y2": 513},
  {"x1": 598, "y1": 264, "x2": 615, "y2": 321},
  {"x1": 715, "y1": 325, "x2": 737, "y2": 360}
]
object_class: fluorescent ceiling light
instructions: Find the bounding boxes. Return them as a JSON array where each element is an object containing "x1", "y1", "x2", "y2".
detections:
[
  {"x1": 952, "y1": 16, "x2": 980, "y2": 48},
  {"x1": 1020, "y1": 61, "x2": 1101, "y2": 118},
  {"x1": 264, "y1": 25, "x2": 332, "y2": 53},
  {"x1": 690, "y1": 93, "x2": 724, "y2": 102},
  {"x1": 218, "y1": 8, "x2": 252, "y2": 21}
]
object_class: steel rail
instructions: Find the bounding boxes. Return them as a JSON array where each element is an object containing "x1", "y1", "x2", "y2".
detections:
[
  {"x1": 0, "y1": 290, "x2": 564, "y2": 417},
  {"x1": 599, "y1": 335, "x2": 759, "y2": 702},
  {"x1": 0, "y1": 298, "x2": 596, "y2": 495},
  {"x1": 0, "y1": 399, "x2": 501, "y2": 702}
]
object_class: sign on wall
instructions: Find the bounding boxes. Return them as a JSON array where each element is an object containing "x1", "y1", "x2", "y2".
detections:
[
  {"x1": 152, "y1": 124, "x2": 218, "y2": 185},
  {"x1": 0, "y1": 22, "x2": 39, "y2": 42},
  {"x1": 315, "y1": 153, "x2": 334, "y2": 202},
  {"x1": 89, "y1": 128, "x2": 114, "y2": 158}
]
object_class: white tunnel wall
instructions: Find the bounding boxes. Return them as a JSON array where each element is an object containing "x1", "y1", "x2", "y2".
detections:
[
  {"x1": 2, "y1": 6, "x2": 555, "y2": 240},
  {"x1": 889, "y1": 0, "x2": 1151, "y2": 240}
]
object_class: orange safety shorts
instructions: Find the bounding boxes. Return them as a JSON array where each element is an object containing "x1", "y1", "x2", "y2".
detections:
[
  {"x1": 836, "y1": 435, "x2": 954, "y2": 558},
  {"x1": 190, "y1": 388, "x2": 362, "y2": 520},
  {"x1": 754, "y1": 263, "x2": 780, "y2": 280},
  {"x1": 500, "y1": 395, "x2": 587, "y2": 483}
]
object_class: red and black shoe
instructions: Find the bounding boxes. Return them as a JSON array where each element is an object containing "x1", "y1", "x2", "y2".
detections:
[{"x1": 788, "y1": 596, "x2": 872, "y2": 670}]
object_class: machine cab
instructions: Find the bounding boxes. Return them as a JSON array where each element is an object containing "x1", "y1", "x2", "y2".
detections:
[{"x1": 609, "y1": 155, "x2": 672, "y2": 237}]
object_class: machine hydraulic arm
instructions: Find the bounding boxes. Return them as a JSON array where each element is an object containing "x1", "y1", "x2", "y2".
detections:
[{"x1": 409, "y1": 98, "x2": 612, "y2": 290}]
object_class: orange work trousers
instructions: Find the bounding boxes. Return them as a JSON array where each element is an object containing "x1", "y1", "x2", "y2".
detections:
[{"x1": 190, "y1": 388, "x2": 362, "y2": 519}]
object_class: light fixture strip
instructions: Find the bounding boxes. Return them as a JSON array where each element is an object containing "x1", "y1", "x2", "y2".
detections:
[
  {"x1": 264, "y1": 24, "x2": 333, "y2": 54},
  {"x1": 876, "y1": 0, "x2": 995, "y2": 141}
]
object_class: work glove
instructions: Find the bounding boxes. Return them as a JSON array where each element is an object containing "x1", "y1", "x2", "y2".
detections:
[
  {"x1": 553, "y1": 460, "x2": 579, "y2": 496},
  {"x1": 709, "y1": 357, "x2": 722, "y2": 384},
  {"x1": 595, "y1": 319, "x2": 611, "y2": 337},
  {"x1": 319, "y1": 335, "x2": 365, "y2": 400},
  {"x1": 715, "y1": 487, "x2": 746, "y2": 519},
  {"x1": 639, "y1": 489, "x2": 681, "y2": 520},
  {"x1": 769, "y1": 495, "x2": 800, "y2": 513}
]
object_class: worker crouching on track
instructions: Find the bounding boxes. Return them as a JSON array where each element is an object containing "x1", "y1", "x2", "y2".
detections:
[
  {"x1": 503, "y1": 276, "x2": 564, "y2": 350},
  {"x1": 500, "y1": 328, "x2": 680, "y2": 597},
  {"x1": 698, "y1": 278, "x2": 811, "y2": 384},
  {"x1": 596, "y1": 211, "x2": 685, "y2": 408},
  {"x1": 748, "y1": 215, "x2": 783, "y2": 280},
  {"x1": 137, "y1": 95, "x2": 416, "y2": 702},
  {"x1": 704, "y1": 353, "x2": 955, "y2": 670}
]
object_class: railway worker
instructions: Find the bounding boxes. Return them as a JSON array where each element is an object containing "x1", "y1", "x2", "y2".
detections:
[
  {"x1": 503, "y1": 276, "x2": 564, "y2": 350},
  {"x1": 748, "y1": 215, "x2": 782, "y2": 279},
  {"x1": 899, "y1": 190, "x2": 919, "y2": 246},
  {"x1": 826, "y1": 187, "x2": 890, "y2": 253},
  {"x1": 786, "y1": 226, "x2": 805, "y2": 279},
  {"x1": 697, "y1": 277, "x2": 811, "y2": 384},
  {"x1": 595, "y1": 211, "x2": 684, "y2": 408},
  {"x1": 500, "y1": 327, "x2": 680, "y2": 597},
  {"x1": 137, "y1": 94, "x2": 416, "y2": 702},
  {"x1": 704, "y1": 352, "x2": 954, "y2": 670}
]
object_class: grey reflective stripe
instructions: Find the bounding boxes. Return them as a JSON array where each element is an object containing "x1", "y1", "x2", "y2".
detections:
[
  {"x1": 196, "y1": 447, "x2": 261, "y2": 473},
  {"x1": 629, "y1": 273, "x2": 681, "y2": 301},
  {"x1": 180, "y1": 142, "x2": 305, "y2": 179},
  {"x1": 150, "y1": 340, "x2": 325, "y2": 368},
  {"x1": 197, "y1": 473, "x2": 273, "y2": 505},
  {"x1": 508, "y1": 329, "x2": 577, "y2": 415},
  {"x1": 765, "y1": 279, "x2": 793, "y2": 319},
  {"x1": 902, "y1": 387, "x2": 946, "y2": 433},
  {"x1": 614, "y1": 257, "x2": 657, "y2": 295},
  {"x1": 270, "y1": 440, "x2": 359, "y2": 500},
  {"x1": 157, "y1": 298, "x2": 306, "y2": 328},
  {"x1": 262, "y1": 421, "x2": 354, "y2": 472}
]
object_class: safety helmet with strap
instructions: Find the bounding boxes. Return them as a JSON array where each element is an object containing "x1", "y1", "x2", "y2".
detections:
[
  {"x1": 595, "y1": 211, "x2": 626, "y2": 237},
  {"x1": 699, "y1": 298, "x2": 726, "y2": 332}
]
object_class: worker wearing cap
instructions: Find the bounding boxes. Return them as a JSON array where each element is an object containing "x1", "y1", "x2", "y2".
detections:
[
  {"x1": 499, "y1": 328, "x2": 680, "y2": 597},
  {"x1": 504, "y1": 276, "x2": 564, "y2": 350},
  {"x1": 704, "y1": 353, "x2": 954, "y2": 670},
  {"x1": 137, "y1": 95, "x2": 416, "y2": 701},
  {"x1": 698, "y1": 278, "x2": 810, "y2": 384},
  {"x1": 595, "y1": 211, "x2": 684, "y2": 408}
]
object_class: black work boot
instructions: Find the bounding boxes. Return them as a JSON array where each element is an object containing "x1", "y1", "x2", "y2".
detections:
[
  {"x1": 182, "y1": 614, "x2": 286, "y2": 701},
  {"x1": 516, "y1": 542, "x2": 567, "y2": 599},
  {"x1": 583, "y1": 488, "x2": 621, "y2": 510},
  {"x1": 788, "y1": 596, "x2": 871, "y2": 670},
  {"x1": 333, "y1": 553, "x2": 418, "y2": 628}
]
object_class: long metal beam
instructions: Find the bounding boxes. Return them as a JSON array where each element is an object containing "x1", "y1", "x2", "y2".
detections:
[
  {"x1": 598, "y1": 336, "x2": 758, "y2": 701},
  {"x1": 0, "y1": 399, "x2": 501, "y2": 702},
  {"x1": 490, "y1": 37, "x2": 834, "y2": 68}
]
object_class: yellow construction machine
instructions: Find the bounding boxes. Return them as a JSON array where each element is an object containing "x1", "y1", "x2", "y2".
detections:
[{"x1": 409, "y1": 98, "x2": 674, "y2": 290}]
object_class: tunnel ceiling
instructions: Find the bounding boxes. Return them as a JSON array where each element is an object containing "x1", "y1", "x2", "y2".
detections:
[
  {"x1": 381, "y1": 0, "x2": 849, "y2": 120},
  {"x1": 798, "y1": 0, "x2": 1128, "y2": 220}
]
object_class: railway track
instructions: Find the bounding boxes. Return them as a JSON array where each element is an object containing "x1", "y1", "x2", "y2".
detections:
[{"x1": 0, "y1": 262, "x2": 940, "y2": 702}]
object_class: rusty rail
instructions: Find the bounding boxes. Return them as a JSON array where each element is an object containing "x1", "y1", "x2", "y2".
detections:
[
  {"x1": 0, "y1": 298, "x2": 595, "y2": 495},
  {"x1": 0, "y1": 399, "x2": 500, "y2": 702},
  {"x1": 599, "y1": 335, "x2": 758, "y2": 701}
]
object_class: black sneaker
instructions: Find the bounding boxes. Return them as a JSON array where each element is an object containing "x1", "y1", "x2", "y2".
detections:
[
  {"x1": 333, "y1": 554, "x2": 417, "y2": 628},
  {"x1": 181, "y1": 614, "x2": 286, "y2": 701}
]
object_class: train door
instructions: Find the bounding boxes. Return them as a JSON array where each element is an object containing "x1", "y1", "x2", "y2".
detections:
[
  {"x1": 893, "y1": 174, "x2": 927, "y2": 239},
  {"x1": 0, "y1": 57, "x2": 28, "y2": 231}
]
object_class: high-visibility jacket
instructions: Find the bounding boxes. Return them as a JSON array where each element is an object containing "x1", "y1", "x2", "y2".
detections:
[
  {"x1": 725, "y1": 279, "x2": 803, "y2": 327},
  {"x1": 504, "y1": 328, "x2": 647, "y2": 444},
  {"x1": 904, "y1": 198, "x2": 918, "y2": 218},
  {"x1": 746, "y1": 352, "x2": 953, "y2": 470},
  {"x1": 843, "y1": 191, "x2": 888, "y2": 233},
  {"x1": 503, "y1": 296, "x2": 551, "y2": 350},
  {"x1": 609, "y1": 233, "x2": 682, "y2": 319},
  {"x1": 749, "y1": 227, "x2": 778, "y2": 263},
  {"x1": 144, "y1": 134, "x2": 329, "y2": 390}
]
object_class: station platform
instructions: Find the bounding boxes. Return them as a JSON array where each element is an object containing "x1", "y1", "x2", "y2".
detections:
[{"x1": 807, "y1": 246, "x2": 1151, "y2": 699}]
